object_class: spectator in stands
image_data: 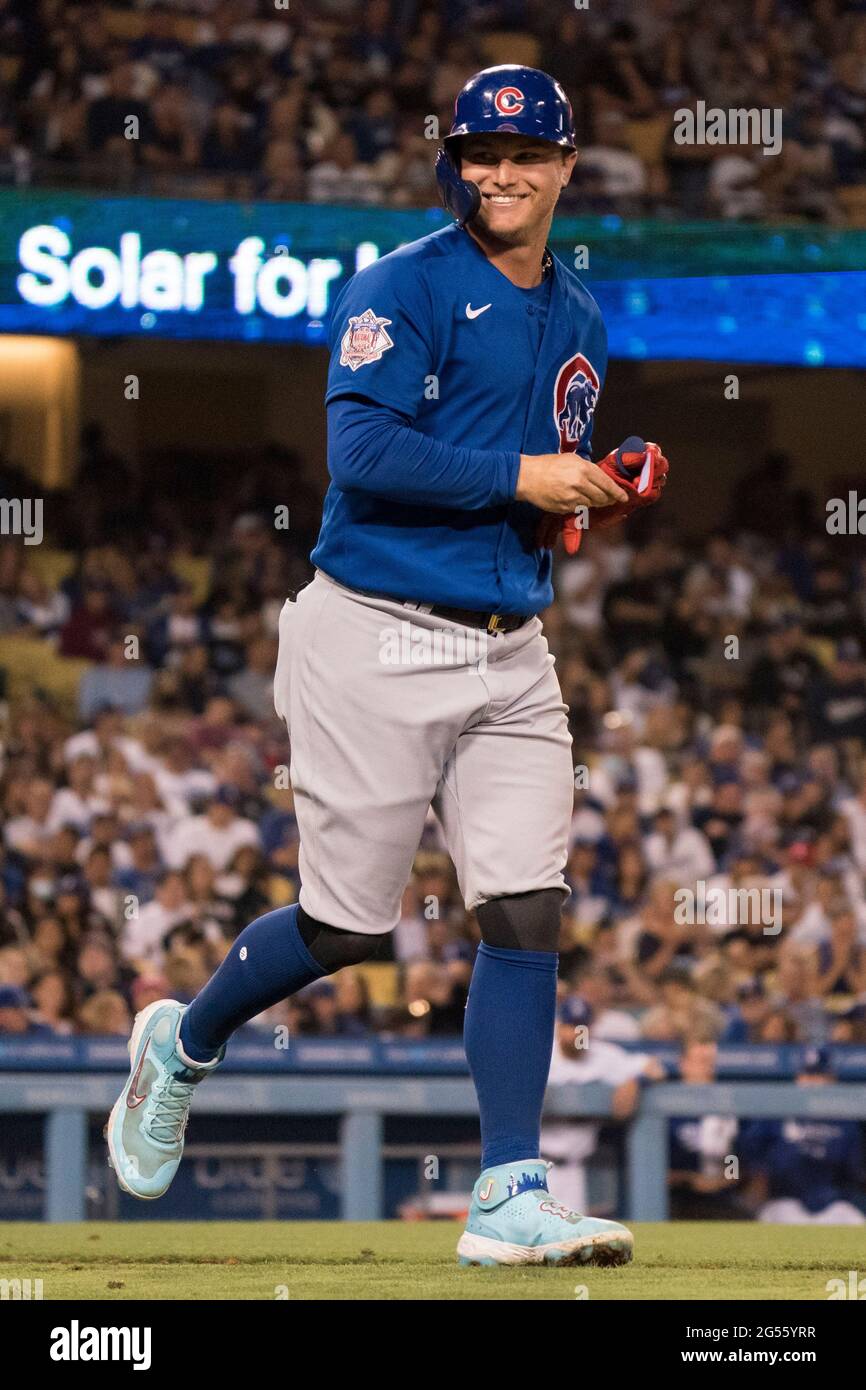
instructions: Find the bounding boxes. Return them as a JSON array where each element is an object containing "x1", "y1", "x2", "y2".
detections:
[
  {"x1": 77, "y1": 989, "x2": 131, "y2": 1036},
  {"x1": 602, "y1": 545, "x2": 669, "y2": 657},
  {"x1": 4, "y1": 778, "x2": 56, "y2": 863},
  {"x1": 30, "y1": 969, "x2": 76, "y2": 1034},
  {"x1": 771, "y1": 944, "x2": 827, "y2": 1044},
  {"x1": 746, "y1": 616, "x2": 822, "y2": 718},
  {"x1": 78, "y1": 636, "x2": 155, "y2": 721},
  {"x1": 577, "y1": 110, "x2": 647, "y2": 210},
  {"x1": 0, "y1": 984, "x2": 55, "y2": 1036},
  {"x1": 114, "y1": 825, "x2": 165, "y2": 907},
  {"x1": 259, "y1": 137, "x2": 306, "y2": 200},
  {"x1": 4, "y1": 0, "x2": 864, "y2": 224},
  {"x1": 76, "y1": 932, "x2": 128, "y2": 1002},
  {"x1": 347, "y1": 87, "x2": 398, "y2": 164},
  {"x1": 640, "y1": 968, "x2": 724, "y2": 1042},
  {"x1": 141, "y1": 82, "x2": 199, "y2": 178},
  {"x1": 563, "y1": 839, "x2": 612, "y2": 934},
  {"x1": 840, "y1": 767, "x2": 866, "y2": 873},
  {"x1": 645, "y1": 806, "x2": 715, "y2": 884},
  {"x1": 29, "y1": 915, "x2": 69, "y2": 974},
  {"x1": 200, "y1": 97, "x2": 260, "y2": 186},
  {"x1": 145, "y1": 581, "x2": 203, "y2": 669},
  {"x1": 217, "y1": 845, "x2": 270, "y2": 935},
  {"x1": 720, "y1": 978, "x2": 772, "y2": 1043},
  {"x1": 0, "y1": 881, "x2": 28, "y2": 950},
  {"x1": 131, "y1": 4, "x2": 190, "y2": 83},
  {"x1": 814, "y1": 905, "x2": 866, "y2": 998},
  {"x1": 54, "y1": 873, "x2": 106, "y2": 942},
  {"x1": 85, "y1": 59, "x2": 150, "y2": 162},
  {"x1": 154, "y1": 735, "x2": 217, "y2": 812},
  {"x1": 403, "y1": 961, "x2": 467, "y2": 1035},
  {"x1": 308, "y1": 130, "x2": 381, "y2": 204},
  {"x1": 166, "y1": 785, "x2": 259, "y2": 873},
  {"x1": 568, "y1": 962, "x2": 641, "y2": 1041},
  {"x1": 228, "y1": 636, "x2": 277, "y2": 724},
  {"x1": 14, "y1": 568, "x2": 69, "y2": 639},
  {"x1": 333, "y1": 969, "x2": 375, "y2": 1036},
  {"x1": 48, "y1": 754, "x2": 108, "y2": 835},
  {"x1": 121, "y1": 869, "x2": 193, "y2": 969},
  {"x1": 292, "y1": 977, "x2": 369, "y2": 1037},
  {"x1": 82, "y1": 847, "x2": 123, "y2": 931},
  {"x1": 58, "y1": 585, "x2": 115, "y2": 662},
  {"x1": 807, "y1": 640, "x2": 866, "y2": 746}
]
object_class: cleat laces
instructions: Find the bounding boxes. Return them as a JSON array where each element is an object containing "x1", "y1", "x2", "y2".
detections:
[{"x1": 143, "y1": 1074, "x2": 196, "y2": 1145}]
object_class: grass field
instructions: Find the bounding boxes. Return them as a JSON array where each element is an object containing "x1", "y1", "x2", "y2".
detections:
[{"x1": 0, "y1": 1222, "x2": 860, "y2": 1300}]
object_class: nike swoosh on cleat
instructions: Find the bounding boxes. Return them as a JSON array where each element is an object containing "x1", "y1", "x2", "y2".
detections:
[
  {"x1": 466, "y1": 303, "x2": 492, "y2": 319},
  {"x1": 126, "y1": 1039, "x2": 150, "y2": 1109}
]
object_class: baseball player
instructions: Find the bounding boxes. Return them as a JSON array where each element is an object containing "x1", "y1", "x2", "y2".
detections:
[
  {"x1": 107, "y1": 66, "x2": 668, "y2": 1268},
  {"x1": 739, "y1": 1047, "x2": 865, "y2": 1224}
]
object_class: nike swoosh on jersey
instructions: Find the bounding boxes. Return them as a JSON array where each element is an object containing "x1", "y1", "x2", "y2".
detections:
[{"x1": 466, "y1": 303, "x2": 492, "y2": 319}]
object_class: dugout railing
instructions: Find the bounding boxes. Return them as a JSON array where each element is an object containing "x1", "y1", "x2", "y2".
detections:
[{"x1": 1, "y1": 1039, "x2": 865, "y2": 1222}]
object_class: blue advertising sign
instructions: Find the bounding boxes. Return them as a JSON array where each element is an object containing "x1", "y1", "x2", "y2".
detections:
[{"x1": 1, "y1": 190, "x2": 865, "y2": 364}]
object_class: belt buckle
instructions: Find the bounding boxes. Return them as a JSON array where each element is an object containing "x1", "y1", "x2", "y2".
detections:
[{"x1": 487, "y1": 613, "x2": 503, "y2": 634}]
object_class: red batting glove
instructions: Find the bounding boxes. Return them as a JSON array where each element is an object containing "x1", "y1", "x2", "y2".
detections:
[{"x1": 561, "y1": 441, "x2": 669, "y2": 555}]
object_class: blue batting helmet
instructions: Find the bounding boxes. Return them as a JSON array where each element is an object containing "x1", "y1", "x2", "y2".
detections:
[{"x1": 435, "y1": 65, "x2": 576, "y2": 226}]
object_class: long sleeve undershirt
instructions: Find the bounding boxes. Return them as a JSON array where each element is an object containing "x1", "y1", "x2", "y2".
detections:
[{"x1": 327, "y1": 393, "x2": 522, "y2": 511}]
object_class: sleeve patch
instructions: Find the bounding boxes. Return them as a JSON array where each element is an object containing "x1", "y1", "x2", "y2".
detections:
[{"x1": 339, "y1": 308, "x2": 395, "y2": 371}]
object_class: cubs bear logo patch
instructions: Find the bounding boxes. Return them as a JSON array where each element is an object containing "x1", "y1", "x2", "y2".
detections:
[
  {"x1": 554, "y1": 352, "x2": 600, "y2": 451},
  {"x1": 340, "y1": 308, "x2": 394, "y2": 371}
]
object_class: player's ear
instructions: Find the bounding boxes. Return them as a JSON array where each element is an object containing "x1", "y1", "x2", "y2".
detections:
[{"x1": 561, "y1": 150, "x2": 578, "y2": 187}]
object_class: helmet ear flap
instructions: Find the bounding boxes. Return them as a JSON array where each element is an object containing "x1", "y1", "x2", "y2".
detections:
[{"x1": 435, "y1": 147, "x2": 481, "y2": 227}]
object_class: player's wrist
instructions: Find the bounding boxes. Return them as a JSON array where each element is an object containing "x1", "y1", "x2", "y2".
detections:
[{"x1": 515, "y1": 455, "x2": 540, "y2": 504}]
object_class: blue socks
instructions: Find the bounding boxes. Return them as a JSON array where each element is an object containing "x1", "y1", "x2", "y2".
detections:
[
  {"x1": 177, "y1": 904, "x2": 560, "y2": 1176},
  {"x1": 463, "y1": 942, "x2": 558, "y2": 1170},
  {"x1": 179, "y1": 903, "x2": 326, "y2": 1063}
]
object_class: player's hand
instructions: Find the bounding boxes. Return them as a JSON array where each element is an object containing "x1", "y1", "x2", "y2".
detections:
[
  {"x1": 516, "y1": 452, "x2": 629, "y2": 514},
  {"x1": 535, "y1": 439, "x2": 670, "y2": 553}
]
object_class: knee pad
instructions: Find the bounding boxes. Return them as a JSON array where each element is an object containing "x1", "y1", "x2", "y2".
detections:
[
  {"x1": 297, "y1": 905, "x2": 385, "y2": 973},
  {"x1": 476, "y1": 889, "x2": 562, "y2": 953}
]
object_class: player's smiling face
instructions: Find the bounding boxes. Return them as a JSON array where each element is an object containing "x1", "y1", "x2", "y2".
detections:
[{"x1": 459, "y1": 134, "x2": 577, "y2": 242}]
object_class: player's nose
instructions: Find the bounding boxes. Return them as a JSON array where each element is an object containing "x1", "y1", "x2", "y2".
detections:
[{"x1": 491, "y1": 159, "x2": 520, "y2": 186}]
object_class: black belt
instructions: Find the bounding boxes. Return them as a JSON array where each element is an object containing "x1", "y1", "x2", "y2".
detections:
[
  {"x1": 344, "y1": 579, "x2": 530, "y2": 635},
  {"x1": 427, "y1": 604, "x2": 529, "y2": 635}
]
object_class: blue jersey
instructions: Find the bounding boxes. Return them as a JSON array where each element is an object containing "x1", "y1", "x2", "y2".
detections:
[{"x1": 312, "y1": 223, "x2": 608, "y2": 615}]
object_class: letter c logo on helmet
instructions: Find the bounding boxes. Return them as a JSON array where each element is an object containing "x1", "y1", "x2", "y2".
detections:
[{"x1": 494, "y1": 86, "x2": 525, "y2": 116}]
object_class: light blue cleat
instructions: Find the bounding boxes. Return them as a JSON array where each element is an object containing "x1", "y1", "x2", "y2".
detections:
[
  {"x1": 457, "y1": 1160, "x2": 634, "y2": 1267},
  {"x1": 106, "y1": 999, "x2": 222, "y2": 1200}
]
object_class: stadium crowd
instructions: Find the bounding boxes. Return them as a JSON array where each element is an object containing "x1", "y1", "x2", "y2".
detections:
[
  {"x1": 2, "y1": 0, "x2": 866, "y2": 222},
  {"x1": 1, "y1": 438, "x2": 866, "y2": 1061}
]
